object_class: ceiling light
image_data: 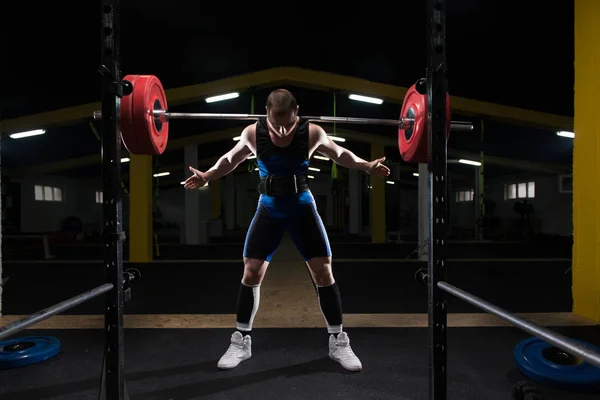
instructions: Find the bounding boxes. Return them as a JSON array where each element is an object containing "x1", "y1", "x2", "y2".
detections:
[
  {"x1": 9, "y1": 129, "x2": 46, "y2": 139},
  {"x1": 349, "y1": 94, "x2": 383, "y2": 105},
  {"x1": 556, "y1": 131, "x2": 574, "y2": 138},
  {"x1": 458, "y1": 159, "x2": 481, "y2": 166},
  {"x1": 154, "y1": 172, "x2": 170, "y2": 177},
  {"x1": 206, "y1": 92, "x2": 239, "y2": 103}
]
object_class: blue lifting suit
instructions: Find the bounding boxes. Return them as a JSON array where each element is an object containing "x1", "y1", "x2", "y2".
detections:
[{"x1": 243, "y1": 117, "x2": 332, "y2": 262}]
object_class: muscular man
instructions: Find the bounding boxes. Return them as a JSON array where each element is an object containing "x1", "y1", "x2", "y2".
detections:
[{"x1": 184, "y1": 89, "x2": 390, "y2": 372}]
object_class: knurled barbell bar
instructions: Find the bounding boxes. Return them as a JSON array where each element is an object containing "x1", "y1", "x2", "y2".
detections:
[
  {"x1": 92, "y1": 74, "x2": 474, "y2": 163},
  {"x1": 94, "y1": 110, "x2": 473, "y2": 131}
]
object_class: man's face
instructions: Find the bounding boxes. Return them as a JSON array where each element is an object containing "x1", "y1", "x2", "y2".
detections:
[{"x1": 266, "y1": 106, "x2": 299, "y2": 137}]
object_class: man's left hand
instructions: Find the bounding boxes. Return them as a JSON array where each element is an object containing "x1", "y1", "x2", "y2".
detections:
[{"x1": 366, "y1": 157, "x2": 391, "y2": 177}]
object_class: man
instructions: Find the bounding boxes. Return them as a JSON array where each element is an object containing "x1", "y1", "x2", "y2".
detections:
[{"x1": 184, "y1": 89, "x2": 390, "y2": 372}]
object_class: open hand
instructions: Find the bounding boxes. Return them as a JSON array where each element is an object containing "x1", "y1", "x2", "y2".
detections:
[
  {"x1": 183, "y1": 166, "x2": 208, "y2": 189},
  {"x1": 366, "y1": 157, "x2": 390, "y2": 177}
]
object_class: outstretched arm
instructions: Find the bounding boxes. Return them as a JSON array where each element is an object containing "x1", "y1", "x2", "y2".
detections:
[
  {"x1": 311, "y1": 124, "x2": 390, "y2": 177},
  {"x1": 204, "y1": 129, "x2": 253, "y2": 181},
  {"x1": 184, "y1": 125, "x2": 253, "y2": 189}
]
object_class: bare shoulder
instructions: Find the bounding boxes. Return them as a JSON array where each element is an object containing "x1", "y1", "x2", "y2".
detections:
[
  {"x1": 308, "y1": 122, "x2": 326, "y2": 134},
  {"x1": 243, "y1": 122, "x2": 256, "y2": 136},
  {"x1": 240, "y1": 122, "x2": 257, "y2": 150},
  {"x1": 308, "y1": 122, "x2": 327, "y2": 140},
  {"x1": 241, "y1": 123, "x2": 256, "y2": 140}
]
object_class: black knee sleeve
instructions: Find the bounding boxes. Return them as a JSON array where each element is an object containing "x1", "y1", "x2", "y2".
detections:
[
  {"x1": 236, "y1": 282, "x2": 260, "y2": 332},
  {"x1": 317, "y1": 282, "x2": 343, "y2": 334}
]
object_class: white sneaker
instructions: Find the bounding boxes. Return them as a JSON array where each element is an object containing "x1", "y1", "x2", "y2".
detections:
[
  {"x1": 329, "y1": 331, "x2": 362, "y2": 371},
  {"x1": 217, "y1": 331, "x2": 252, "y2": 370}
]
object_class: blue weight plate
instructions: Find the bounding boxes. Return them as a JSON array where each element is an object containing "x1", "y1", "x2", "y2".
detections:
[
  {"x1": 514, "y1": 337, "x2": 600, "y2": 392},
  {"x1": 0, "y1": 336, "x2": 61, "y2": 369}
]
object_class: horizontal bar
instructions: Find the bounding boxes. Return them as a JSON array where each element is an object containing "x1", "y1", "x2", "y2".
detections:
[
  {"x1": 92, "y1": 110, "x2": 474, "y2": 132},
  {"x1": 437, "y1": 280, "x2": 600, "y2": 369},
  {"x1": 163, "y1": 112, "x2": 413, "y2": 128},
  {"x1": 0, "y1": 283, "x2": 114, "y2": 341}
]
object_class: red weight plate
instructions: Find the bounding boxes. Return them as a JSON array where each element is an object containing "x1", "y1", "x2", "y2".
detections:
[
  {"x1": 398, "y1": 85, "x2": 427, "y2": 163},
  {"x1": 398, "y1": 84, "x2": 451, "y2": 164},
  {"x1": 120, "y1": 74, "x2": 141, "y2": 155},
  {"x1": 129, "y1": 75, "x2": 169, "y2": 155}
]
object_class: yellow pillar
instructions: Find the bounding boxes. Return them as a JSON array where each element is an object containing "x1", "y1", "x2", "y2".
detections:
[
  {"x1": 210, "y1": 179, "x2": 222, "y2": 219},
  {"x1": 129, "y1": 154, "x2": 153, "y2": 263},
  {"x1": 370, "y1": 143, "x2": 386, "y2": 243},
  {"x1": 573, "y1": 0, "x2": 600, "y2": 322}
]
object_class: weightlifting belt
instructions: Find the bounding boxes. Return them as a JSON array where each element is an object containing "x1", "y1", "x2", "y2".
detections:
[{"x1": 257, "y1": 174, "x2": 309, "y2": 196}]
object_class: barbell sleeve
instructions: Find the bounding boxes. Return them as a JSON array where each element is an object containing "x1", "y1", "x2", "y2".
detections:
[{"x1": 92, "y1": 110, "x2": 474, "y2": 132}]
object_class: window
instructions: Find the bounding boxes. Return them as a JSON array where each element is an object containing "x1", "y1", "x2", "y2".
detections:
[
  {"x1": 96, "y1": 191, "x2": 103, "y2": 204},
  {"x1": 455, "y1": 189, "x2": 474, "y2": 202},
  {"x1": 505, "y1": 181, "x2": 535, "y2": 199},
  {"x1": 34, "y1": 185, "x2": 63, "y2": 202}
]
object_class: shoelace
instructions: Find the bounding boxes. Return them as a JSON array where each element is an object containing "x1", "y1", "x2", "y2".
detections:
[
  {"x1": 335, "y1": 340, "x2": 357, "y2": 359},
  {"x1": 224, "y1": 342, "x2": 243, "y2": 357},
  {"x1": 338, "y1": 346, "x2": 357, "y2": 360}
]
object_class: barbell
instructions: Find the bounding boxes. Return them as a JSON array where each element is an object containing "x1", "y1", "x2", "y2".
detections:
[{"x1": 93, "y1": 74, "x2": 474, "y2": 163}]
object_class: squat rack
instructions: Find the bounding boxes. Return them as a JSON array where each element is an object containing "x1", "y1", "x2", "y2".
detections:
[
  {"x1": 422, "y1": 1, "x2": 600, "y2": 400},
  {"x1": 0, "y1": 1, "x2": 135, "y2": 399},
  {"x1": 425, "y1": 1, "x2": 449, "y2": 398}
]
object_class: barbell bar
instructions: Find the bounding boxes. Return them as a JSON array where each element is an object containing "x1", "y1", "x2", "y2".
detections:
[
  {"x1": 93, "y1": 74, "x2": 472, "y2": 162},
  {"x1": 92, "y1": 110, "x2": 473, "y2": 132}
]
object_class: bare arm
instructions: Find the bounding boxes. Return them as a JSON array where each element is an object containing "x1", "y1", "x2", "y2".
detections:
[
  {"x1": 311, "y1": 124, "x2": 370, "y2": 172},
  {"x1": 204, "y1": 126, "x2": 253, "y2": 181}
]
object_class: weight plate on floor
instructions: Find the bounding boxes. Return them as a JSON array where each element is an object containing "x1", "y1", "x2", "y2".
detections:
[
  {"x1": 514, "y1": 336, "x2": 600, "y2": 392},
  {"x1": 0, "y1": 336, "x2": 61, "y2": 369}
]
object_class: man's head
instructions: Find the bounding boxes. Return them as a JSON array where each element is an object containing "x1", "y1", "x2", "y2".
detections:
[{"x1": 265, "y1": 89, "x2": 299, "y2": 136}]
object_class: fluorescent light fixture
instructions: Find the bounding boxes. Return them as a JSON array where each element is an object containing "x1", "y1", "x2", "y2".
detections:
[
  {"x1": 413, "y1": 173, "x2": 419, "y2": 177},
  {"x1": 206, "y1": 92, "x2": 239, "y2": 103},
  {"x1": 328, "y1": 135, "x2": 346, "y2": 142},
  {"x1": 386, "y1": 181, "x2": 395, "y2": 185},
  {"x1": 556, "y1": 130, "x2": 575, "y2": 138},
  {"x1": 348, "y1": 94, "x2": 383, "y2": 105},
  {"x1": 121, "y1": 157, "x2": 130, "y2": 163},
  {"x1": 458, "y1": 159, "x2": 482, "y2": 167},
  {"x1": 153, "y1": 172, "x2": 170, "y2": 177},
  {"x1": 308, "y1": 175, "x2": 314, "y2": 179},
  {"x1": 308, "y1": 167, "x2": 320, "y2": 172},
  {"x1": 247, "y1": 155, "x2": 256, "y2": 159},
  {"x1": 233, "y1": 136, "x2": 241, "y2": 141},
  {"x1": 9, "y1": 129, "x2": 46, "y2": 139},
  {"x1": 314, "y1": 155, "x2": 330, "y2": 161}
]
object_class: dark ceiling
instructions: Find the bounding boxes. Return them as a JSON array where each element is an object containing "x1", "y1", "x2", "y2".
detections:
[{"x1": 0, "y1": 1, "x2": 575, "y2": 177}]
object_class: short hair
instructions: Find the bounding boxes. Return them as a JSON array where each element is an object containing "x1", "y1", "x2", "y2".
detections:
[{"x1": 266, "y1": 89, "x2": 297, "y2": 116}]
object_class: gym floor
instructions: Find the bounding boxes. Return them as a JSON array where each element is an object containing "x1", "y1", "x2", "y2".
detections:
[{"x1": 1, "y1": 236, "x2": 597, "y2": 399}]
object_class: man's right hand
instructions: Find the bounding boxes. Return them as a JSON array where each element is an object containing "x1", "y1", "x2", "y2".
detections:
[{"x1": 183, "y1": 166, "x2": 208, "y2": 189}]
